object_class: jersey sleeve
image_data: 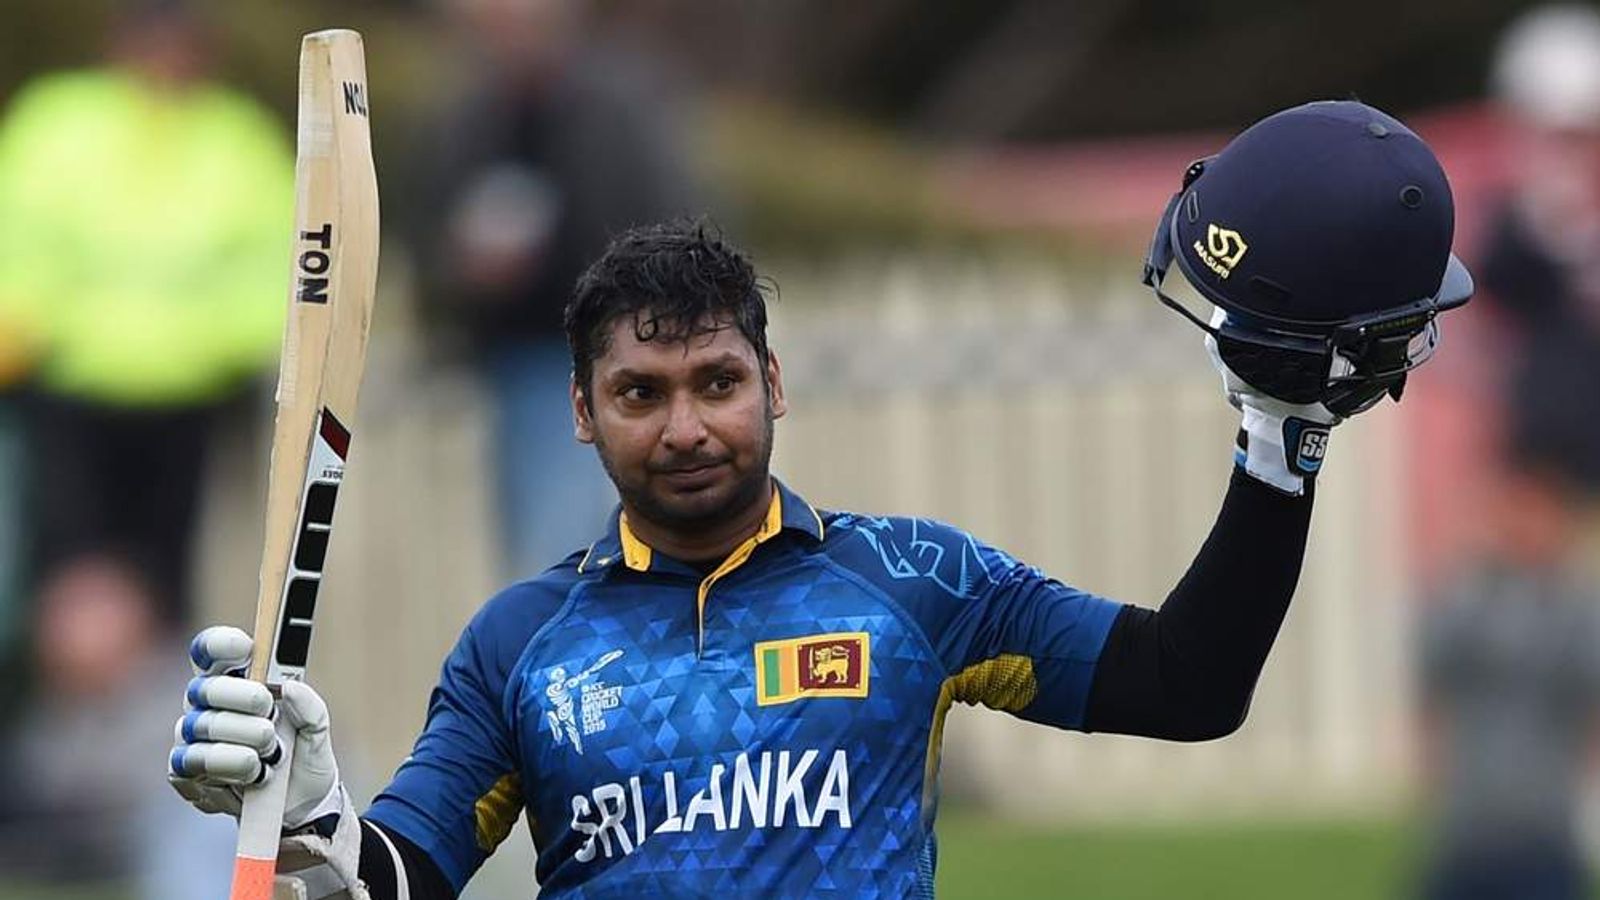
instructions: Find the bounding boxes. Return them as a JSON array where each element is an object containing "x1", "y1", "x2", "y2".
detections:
[
  {"x1": 364, "y1": 583, "x2": 558, "y2": 893},
  {"x1": 842, "y1": 515, "x2": 1124, "y2": 730}
]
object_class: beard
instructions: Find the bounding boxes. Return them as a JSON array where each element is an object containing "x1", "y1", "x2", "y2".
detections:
[{"x1": 594, "y1": 410, "x2": 776, "y2": 535}]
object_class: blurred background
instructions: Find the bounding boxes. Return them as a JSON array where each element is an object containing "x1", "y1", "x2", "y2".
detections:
[{"x1": 1, "y1": 0, "x2": 1598, "y2": 897}]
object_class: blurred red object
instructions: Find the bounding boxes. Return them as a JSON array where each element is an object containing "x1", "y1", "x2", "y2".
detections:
[{"x1": 937, "y1": 101, "x2": 1512, "y2": 249}]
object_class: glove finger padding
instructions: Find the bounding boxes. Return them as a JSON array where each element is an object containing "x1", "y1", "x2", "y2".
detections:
[
  {"x1": 177, "y1": 708, "x2": 278, "y2": 755},
  {"x1": 170, "y1": 739, "x2": 267, "y2": 783},
  {"x1": 187, "y1": 674, "x2": 275, "y2": 718},
  {"x1": 190, "y1": 625, "x2": 255, "y2": 676}
]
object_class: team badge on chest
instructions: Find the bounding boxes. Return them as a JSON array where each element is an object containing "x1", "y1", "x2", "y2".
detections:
[{"x1": 754, "y1": 632, "x2": 870, "y2": 706}]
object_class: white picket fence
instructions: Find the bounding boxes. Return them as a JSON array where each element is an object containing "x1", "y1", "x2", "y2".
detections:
[
  {"x1": 195, "y1": 252, "x2": 1418, "y2": 828},
  {"x1": 769, "y1": 255, "x2": 1415, "y2": 821}
]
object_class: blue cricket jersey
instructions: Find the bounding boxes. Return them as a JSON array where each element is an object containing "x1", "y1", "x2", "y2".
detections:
[{"x1": 366, "y1": 480, "x2": 1123, "y2": 897}]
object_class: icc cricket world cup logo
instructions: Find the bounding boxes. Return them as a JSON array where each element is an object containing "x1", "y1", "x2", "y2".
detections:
[{"x1": 545, "y1": 649, "x2": 624, "y2": 755}]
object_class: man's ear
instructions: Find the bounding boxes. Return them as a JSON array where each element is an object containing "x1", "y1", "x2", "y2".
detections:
[
  {"x1": 766, "y1": 349, "x2": 786, "y2": 419},
  {"x1": 572, "y1": 376, "x2": 595, "y2": 444}
]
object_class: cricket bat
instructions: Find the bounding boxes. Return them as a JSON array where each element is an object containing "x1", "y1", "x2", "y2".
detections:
[{"x1": 230, "y1": 29, "x2": 379, "y2": 900}]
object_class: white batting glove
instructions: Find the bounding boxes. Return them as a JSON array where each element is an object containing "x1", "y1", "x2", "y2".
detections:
[
  {"x1": 1205, "y1": 316, "x2": 1341, "y2": 497},
  {"x1": 168, "y1": 626, "x2": 344, "y2": 828},
  {"x1": 168, "y1": 627, "x2": 367, "y2": 898}
]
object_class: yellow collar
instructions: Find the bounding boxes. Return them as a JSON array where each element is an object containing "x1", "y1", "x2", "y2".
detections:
[{"x1": 617, "y1": 487, "x2": 786, "y2": 572}]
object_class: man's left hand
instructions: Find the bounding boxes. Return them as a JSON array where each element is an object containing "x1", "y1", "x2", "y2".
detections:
[{"x1": 1206, "y1": 332, "x2": 1341, "y2": 497}]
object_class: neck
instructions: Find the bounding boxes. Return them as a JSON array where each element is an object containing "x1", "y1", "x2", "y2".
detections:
[{"x1": 625, "y1": 479, "x2": 775, "y2": 565}]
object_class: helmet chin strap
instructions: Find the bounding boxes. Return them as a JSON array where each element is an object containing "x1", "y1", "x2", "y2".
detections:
[{"x1": 1205, "y1": 305, "x2": 1426, "y2": 416}]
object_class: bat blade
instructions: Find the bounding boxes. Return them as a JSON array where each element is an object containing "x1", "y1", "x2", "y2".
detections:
[{"x1": 230, "y1": 29, "x2": 379, "y2": 900}]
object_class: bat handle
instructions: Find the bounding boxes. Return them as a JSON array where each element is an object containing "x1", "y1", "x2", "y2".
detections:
[{"x1": 230, "y1": 709, "x2": 298, "y2": 900}]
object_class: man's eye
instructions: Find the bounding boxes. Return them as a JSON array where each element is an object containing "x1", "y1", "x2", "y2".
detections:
[
  {"x1": 621, "y1": 385, "x2": 656, "y2": 402},
  {"x1": 707, "y1": 376, "x2": 738, "y2": 395}
]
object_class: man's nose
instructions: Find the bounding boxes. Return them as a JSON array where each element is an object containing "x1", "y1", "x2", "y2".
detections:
[{"x1": 660, "y1": 393, "x2": 709, "y2": 449}]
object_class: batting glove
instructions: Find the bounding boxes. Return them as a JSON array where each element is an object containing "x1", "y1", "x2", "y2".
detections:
[
  {"x1": 169, "y1": 626, "x2": 366, "y2": 898},
  {"x1": 1205, "y1": 313, "x2": 1341, "y2": 497}
]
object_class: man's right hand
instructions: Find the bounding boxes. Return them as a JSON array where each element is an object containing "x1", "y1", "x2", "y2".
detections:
[{"x1": 168, "y1": 626, "x2": 344, "y2": 833}]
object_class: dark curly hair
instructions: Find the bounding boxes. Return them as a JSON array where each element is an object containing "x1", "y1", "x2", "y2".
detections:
[{"x1": 564, "y1": 220, "x2": 772, "y2": 406}]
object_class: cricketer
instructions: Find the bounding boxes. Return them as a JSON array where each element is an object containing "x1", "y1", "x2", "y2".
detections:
[{"x1": 169, "y1": 99, "x2": 1473, "y2": 898}]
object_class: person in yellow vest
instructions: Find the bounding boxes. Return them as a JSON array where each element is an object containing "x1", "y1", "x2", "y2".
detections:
[{"x1": 0, "y1": 2, "x2": 292, "y2": 631}]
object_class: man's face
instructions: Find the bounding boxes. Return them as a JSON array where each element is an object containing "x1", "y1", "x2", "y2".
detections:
[{"x1": 574, "y1": 315, "x2": 785, "y2": 533}]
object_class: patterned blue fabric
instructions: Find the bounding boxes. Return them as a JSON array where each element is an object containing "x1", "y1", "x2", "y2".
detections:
[{"x1": 366, "y1": 481, "x2": 1122, "y2": 897}]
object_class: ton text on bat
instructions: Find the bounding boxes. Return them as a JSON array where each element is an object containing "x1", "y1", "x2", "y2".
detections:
[{"x1": 297, "y1": 223, "x2": 334, "y2": 304}]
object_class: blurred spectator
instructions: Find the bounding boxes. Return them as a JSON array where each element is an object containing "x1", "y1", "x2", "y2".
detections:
[
  {"x1": 1415, "y1": 344, "x2": 1600, "y2": 899},
  {"x1": 407, "y1": 0, "x2": 699, "y2": 578},
  {"x1": 1400, "y1": 5, "x2": 1600, "y2": 586},
  {"x1": 1478, "y1": 3, "x2": 1600, "y2": 342},
  {"x1": 1413, "y1": 11, "x2": 1600, "y2": 898},
  {"x1": 0, "y1": 1, "x2": 293, "y2": 634},
  {"x1": 0, "y1": 553, "x2": 233, "y2": 897}
]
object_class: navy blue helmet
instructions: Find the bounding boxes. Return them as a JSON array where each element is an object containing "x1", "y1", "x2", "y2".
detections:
[{"x1": 1143, "y1": 100, "x2": 1473, "y2": 416}]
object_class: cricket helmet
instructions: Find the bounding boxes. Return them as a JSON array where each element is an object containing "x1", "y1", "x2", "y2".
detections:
[{"x1": 1142, "y1": 100, "x2": 1474, "y2": 416}]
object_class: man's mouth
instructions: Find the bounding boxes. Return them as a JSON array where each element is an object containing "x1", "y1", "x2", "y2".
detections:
[{"x1": 656, "y1": 461, "x2": 728, "y2": 487}]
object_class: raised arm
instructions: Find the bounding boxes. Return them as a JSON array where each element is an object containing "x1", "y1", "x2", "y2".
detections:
[{"x1": 1084, "y1": 468, "x2": 1312, "y2": 740}]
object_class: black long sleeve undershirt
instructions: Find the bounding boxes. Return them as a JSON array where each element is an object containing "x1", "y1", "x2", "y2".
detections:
[
  {"x1": 1082, "y1": 468, "x2": 1315, "y2": 741},
  {"x1": 359, "y1": 818, "x2": 455, "y2": 899}
]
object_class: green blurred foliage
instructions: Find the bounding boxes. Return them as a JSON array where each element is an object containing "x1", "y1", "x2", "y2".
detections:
[{"x1": 934, "y1": 813, "x2": 1425, "y2": 900}]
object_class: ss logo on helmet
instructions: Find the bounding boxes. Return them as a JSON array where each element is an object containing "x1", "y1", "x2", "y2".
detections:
[{"x1": 1192, "y1": 223, "x2": 1250, "y2": 279}]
